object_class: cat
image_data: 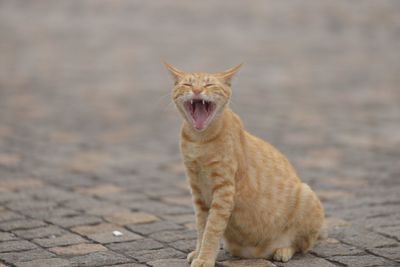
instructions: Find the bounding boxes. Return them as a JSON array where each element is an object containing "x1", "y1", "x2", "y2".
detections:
[{"x1": 165, "y1": 63, "x2": 325, "y2": 267}]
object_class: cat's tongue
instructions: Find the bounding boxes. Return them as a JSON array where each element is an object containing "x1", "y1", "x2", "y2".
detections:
[{"x1": 193, "y1": 101, "x2": 208, "y2": 130}]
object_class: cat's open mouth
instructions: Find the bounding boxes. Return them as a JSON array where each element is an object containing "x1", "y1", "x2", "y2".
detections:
[{"x1": 184, "y1": 99, "x2": 217, "y2": 131}]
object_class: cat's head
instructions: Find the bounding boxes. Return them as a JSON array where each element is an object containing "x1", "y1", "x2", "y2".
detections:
[{"x1": 165, "y1": 63, "x2": 241, "y2": 131}]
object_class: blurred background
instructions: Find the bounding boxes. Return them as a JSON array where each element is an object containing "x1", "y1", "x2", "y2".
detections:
[
  {"x1": 1, "y1": 1, "x2": 399, "y2": 187},
  {"x1": 0, "y1": 1, "x2": 400, "y2": 266}
]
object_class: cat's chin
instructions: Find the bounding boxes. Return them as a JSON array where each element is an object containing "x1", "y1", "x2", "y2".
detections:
[{"x1": 183, "y1": 99, "x2": 218, "y2": 132}]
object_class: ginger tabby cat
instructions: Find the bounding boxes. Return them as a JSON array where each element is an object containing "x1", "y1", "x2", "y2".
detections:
[{"x1": 165, "y1": 63, "x2": 324, "y2": 267}]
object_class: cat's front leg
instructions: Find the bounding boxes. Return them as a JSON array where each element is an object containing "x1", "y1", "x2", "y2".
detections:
[
  {"x1": 187, "y1": 181, "x2": 209, "y2": 263},
  {"x1": 192, "y1": 175, "x2": 235, "y2": 267}
]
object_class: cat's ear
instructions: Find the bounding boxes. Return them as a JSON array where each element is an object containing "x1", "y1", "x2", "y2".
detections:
[
  {"x1": 215, "y1": 63, "x2": 243, "y2": 85},
  {"x1": 164, "y1": 62, "x2": 186, "y2": 83}
]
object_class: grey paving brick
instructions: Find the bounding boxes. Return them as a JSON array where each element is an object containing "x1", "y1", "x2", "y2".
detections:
[
  {"x1": 312, "y1": 240, "x2": 364, "y2": 257},
  {"x1": 332, "y1": 226, "x2": 398, "y2": 249},
  {"x1": 0, "y1": 249, "x2": 54, "y2": 263},
  {"x1": 169, "y1": 239, "x2": 196, "y2": 253},
  {"x1": 107, "y1": 239, "x2": 164, "y2": 252},
  {"x1": 0, "y1": 192, "x2": 31, "y2": 204},
  {"x1": 126, "y1": 248, "x2": 186, "y2": 263},
  {"x1": 375, "y1": 225, "x2": 400, "y2": 241},
  {"x1": 47, "y1": 215, "x2": 103, "y2": 228},
  {"x1": 149, "y1": 230, "x2": 196, "y2": 243},
  {"x1": 367, "y1": 246, "x2": 400, "y2": 262},
  {"x1": 219, "y1": 259, "x2": 276, "y2": 267},
  {"x1": 329, "y1": 254, "x2": 398, "y2": 267},
  {"x1": 0, "y1": 231, "x2": 18, "y2": 241},
  {"x1": 126, "y1": 201, "x2": 193, "y2": 215},
  {"x1": 19, "y1": 208, "x2": 80, "y2": 220},
  {"x1": 69, "y1": 251, "x2": 132, "y2": 267},
  {"x1": 0, "y1": 240, "x2": 37, "y2": 253},
  {"x1": 6, "y1": 200, "x2": 57, "y2": 212},
  {"x1": 87, "y1": 228, "x2": 143, "y2": 244},
  {"x1": 14, "y1": 258, "x2": 71, "y2": 267},
  {"x1": 0, "y1": 219, "x2": 46, "y2": 231},
  {"x1": 127, "y1": 221, "x2": 183, "y2": 235},
  {"x1": 13, "y1": 225, "x2": 68, "y2": 239},
  {"x1": 33, "y1": 233, "x2": 87, "y2": 248},
  {"x1": 277, "y1": 254, "x2": 337, "y2": 267},
  {"x1": 0, "y1": 210, "x2": 24, "y2": 222},
  {"x1": 107, "y1": 264, "x2": 147, "y2": 267},
  {"x1": 148, "y1": 259, "x2": 189, "y2": 267}
]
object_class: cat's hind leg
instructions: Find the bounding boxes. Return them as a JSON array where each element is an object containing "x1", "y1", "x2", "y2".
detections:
[{"x1": 273, "y1": 247, "x2": 295, "y2": 262}]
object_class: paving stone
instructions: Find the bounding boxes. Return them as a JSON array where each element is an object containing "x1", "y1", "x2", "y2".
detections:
[
  {"x1": 149, "y1": 229, "x2": 196, "y2": 243},
  {"x1": 104, "y1": 212, "x2": 159, "y2": 226},
  {"x1": 332, "y1": 226, "x2": 398, "y2": 249},
  {"x1": 0, "y1": 231, "x2": 18, "y2": 241},
  {"x1": 107, "y1": 264, "x2": 147, "y2": 267},
  {"x1": 69, "y1": 251, "x2": 132, "y2": 267},
  {"x1": 62, "y1": 198, "x2": 110, "y2": 210},
  {"x1": 97, "y1": 192, "x2": 148, "y2": 203},
  {"x1": 47, "y1": 215, "x2": 103, "y2": 228},
  {"x1": 312, "y1": 238, "x2": 364, "y2": 257},
  {"x1": 6, "y1": 200, "x2": 56, "y2": 211},
  {"x1": 219, "y1": 259, "x2": 276, "y2": 267},
  {"x1": 25, "y1": 187, "x2": 79, "y2": 202},
  {"x1": 148, "y1": 259, "x2": 189, "y2": 267},
  {"x1": 14, "y1": 258, "x2": 71, "y2": 267},
  {"x1": 0, "y1": 219, "x2": 46, "y2": 231},
  {"x1": 126, "y1": 247, "x2": 185, "y2": 262},
  {"x1": 329, "y1": 254, "x2": 398, "y2": 267},
  {"x1": 33, "y1": 233, "x2": 87, "y2": 248},
  {"x1": 0, "y1": 178, "x2": 44, "y2": 191},
  {"x1": 66, "y1": 152, "x2": 111, "y2": 174},
  {"x1": 127, "y1": 221, "x2": 183, "y2": 235},
  {"x1": 0, "y1": 210, "x2": 24, "y2": 221},
  {"x1": 375, "y1": 225, "x2": 400, "y2": 241},
  {"x1": 127, "y1": 201, "x2": 193, "y2": 215},
  {"x1": 107, "y1": 238, "x2": 164, "y2": 252},
  {"x1": 85, "y1": 205, "x2": 131, "y2": 216},
  {"x1": 0, "y1": 192, "x2": 31, "y2": 204},
  {"x1": 0, "y1": 153, "x2": 20, "y2": 168},
  {"x1": 0, "y1": 240, "x2": 37, "y2": 253},
  {"x1": 161, "y1": 214, "x2": 195, "y2": 224},
  {"x1": 169, "y1": 239, "x2": 196, "y2": 253},
  {"x1": 162, "y1": 196, "x2": 192, "y2": 206},
  {"x1": 49, "y1": 244, "x2": 107, "y2": 256},
  {"x1": 19, "y1": 208, "x2": 80, "y2": 220},
  {"x1": 87, "y1": 228, "x2": 143, "y2": 244},
  {"x1": 0, "y1": 249, "x2": 54, "y2": 263},
  {"x1": 279, "y1": 254, "x2": 337, "y2": 267},
  {"x1": 367, "y1": 246, "x2": 400, "y2": 262},
  {"x1": 71, "y1": 223, "x2": 118, "y2": 235},
  {"x1": 76, "y1": 184, "x2": 124, "y2": 196},
  {"x1": 13, "y1": 225, "x2": 68, "y2": 239}
]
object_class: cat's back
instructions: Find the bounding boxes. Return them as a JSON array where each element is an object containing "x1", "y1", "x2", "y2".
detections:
[{"x1": 241, "y1": 127, "x2": 300, "y2": 183}]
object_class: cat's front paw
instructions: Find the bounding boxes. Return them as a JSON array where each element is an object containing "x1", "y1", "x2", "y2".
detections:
[
  {"x1": 187, "y1": 250, "x2": 198, "y2": 263},
  {"x1": 190, "y1": 258, "x2": 214, "y2": 267}
]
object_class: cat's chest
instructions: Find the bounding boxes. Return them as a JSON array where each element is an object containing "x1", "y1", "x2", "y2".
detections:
[{"x1": 181, "y1": 143, "x2": 219, "y2": 206}]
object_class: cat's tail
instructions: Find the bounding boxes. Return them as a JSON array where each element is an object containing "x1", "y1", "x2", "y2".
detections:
[{"x1": 318, "y1": 219, "x2": 328, "y2": 240}]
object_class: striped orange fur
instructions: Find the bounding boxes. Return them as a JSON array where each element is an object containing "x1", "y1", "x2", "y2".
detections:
[{"x1": 165, "y1": 63, "x2": 325, "y2": 267}]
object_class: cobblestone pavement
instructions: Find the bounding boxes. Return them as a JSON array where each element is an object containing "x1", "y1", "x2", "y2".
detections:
[{"x1": 0, "y1": 1, "x2": 399, "y2": 266}]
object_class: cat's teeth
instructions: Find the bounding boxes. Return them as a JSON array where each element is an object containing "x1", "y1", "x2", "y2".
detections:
[
  {"x1": 191, "y1": 100, "x2": 193, "y2": 105},
  {"x1": 202, "y1": 100, "x2": 205, "y2": 105}
]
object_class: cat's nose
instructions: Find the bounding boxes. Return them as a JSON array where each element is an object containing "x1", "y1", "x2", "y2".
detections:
[{"x1": 192, "y1": 88, "x2": 202, "y2": 95}]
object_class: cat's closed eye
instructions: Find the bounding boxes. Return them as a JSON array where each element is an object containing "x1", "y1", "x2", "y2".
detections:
[
  {"x1": 204, "y1": 84, "x2": 215, "y2": 88},
  {"x1": 183, "y1": 83, "x2": 192, "y2": 87}
]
